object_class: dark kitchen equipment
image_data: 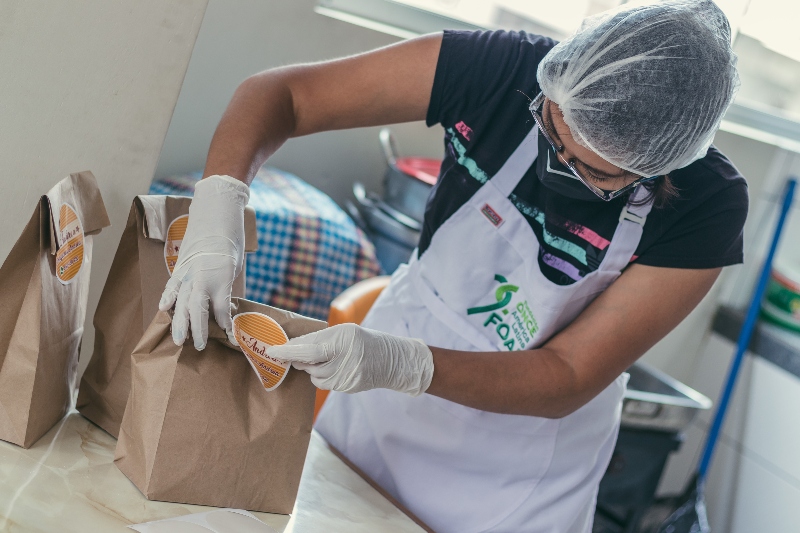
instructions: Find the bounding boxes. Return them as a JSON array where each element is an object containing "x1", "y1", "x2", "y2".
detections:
[
  {"x1": 380, "y1": 128, "x2": 439, "y2": 223},
  {"x1": 595, "y1": 429, "x2": 683, "y2": 533},
  {"x1": 594, "y1": 362, "x2": 711, "y2": 533}
]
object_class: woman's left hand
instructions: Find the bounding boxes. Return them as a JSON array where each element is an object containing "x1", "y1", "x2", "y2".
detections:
[{"x1": 267, "y1": 324, "x2": 434, "y2": 396}]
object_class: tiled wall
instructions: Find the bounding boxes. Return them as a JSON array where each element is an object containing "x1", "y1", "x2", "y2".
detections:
[{"x1": 662, "y1": 333, "x2": 800, "y2": 532}]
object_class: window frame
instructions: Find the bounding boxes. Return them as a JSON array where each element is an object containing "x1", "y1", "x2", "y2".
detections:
[
  {"x1": 315, "y1": 0, "x2": 800, "y2": 144},
  {"x1": 315, "y1": 0, "x2": 481, "y2": 39}
]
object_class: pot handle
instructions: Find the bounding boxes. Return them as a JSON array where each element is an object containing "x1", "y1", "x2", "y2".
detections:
[
  {"x1": 345, "y1": 200, "x2": 368, "y2": 232},
  {"x1": 366, "y1": 191, "x2": 422, "y2": 232},
  {"x1": 353, "y1": 182, "x2": 422, "y2": 232},
  {"x1": 379, "y1": 128, "x2": 399, "y2": 166}
]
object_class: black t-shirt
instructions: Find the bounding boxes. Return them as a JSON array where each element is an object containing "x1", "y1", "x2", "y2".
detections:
[{"x1": 422, "y1": 30, "x2": 749, "y2": 285}]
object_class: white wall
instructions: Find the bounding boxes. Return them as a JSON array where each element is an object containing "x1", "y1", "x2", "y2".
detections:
[
  {"x1": 0, "y1": 0, "x2": 208, "y2": 377},
  {"x1": 154, "y1": 0, "x2": 445, "y2": 207}
]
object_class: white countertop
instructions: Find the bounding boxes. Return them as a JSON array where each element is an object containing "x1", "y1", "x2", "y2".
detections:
[{"x1": 0, "y1": 411, "x2": 424, "y2": 533}]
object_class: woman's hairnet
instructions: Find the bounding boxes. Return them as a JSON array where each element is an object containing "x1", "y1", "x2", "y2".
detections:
[{"x1": 536, "y1": 0, "x2": 740, "y2": 177}]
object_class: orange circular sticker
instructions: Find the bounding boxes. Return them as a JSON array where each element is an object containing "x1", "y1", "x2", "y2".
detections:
[
  {"x1": 233, "y1": 312, "x2": 290, "y2": 391},
  {"x1": 55, "y1": 203, "x2": 84, "y2": 285},
  {"x1": 164, "y1": 214, "x2": 189, "y2": 274}
]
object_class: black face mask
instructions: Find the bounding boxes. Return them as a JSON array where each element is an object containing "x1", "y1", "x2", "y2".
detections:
[{"x1": 535, "y1": 133, "x2": 606, "y2": 202}]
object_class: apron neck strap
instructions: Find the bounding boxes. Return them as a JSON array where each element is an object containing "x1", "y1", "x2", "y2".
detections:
[
  {"x1": 491, "y1": 125, "x2": 540, "y2": 197},
  {"x1": 619, "y1": 184, "x2": 654, "y2": 225},
  {"x1": 490, "y1": 125, "x2": 654, "y2": 274},
  {"x1": 599, "y1": 185, "x2": 655, "y2": 273}
]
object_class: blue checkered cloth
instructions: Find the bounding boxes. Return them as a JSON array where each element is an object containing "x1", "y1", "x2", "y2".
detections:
[{"x1": 150, "y1": 167, "x2": 381, "y2": 320}]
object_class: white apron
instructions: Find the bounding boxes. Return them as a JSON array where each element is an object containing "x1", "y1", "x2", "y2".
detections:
[{"x1": 316, "y1": 125, "x2": 653, "y2": 533}]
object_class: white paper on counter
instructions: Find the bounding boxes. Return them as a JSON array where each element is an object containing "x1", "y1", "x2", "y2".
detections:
[{"x1": 128, "y1": 509, "x2": 278, "y2": 533}]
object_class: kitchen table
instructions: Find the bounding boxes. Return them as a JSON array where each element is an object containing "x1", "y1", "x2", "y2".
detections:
[{"x1": 0, "y1": 411, "x2": 425, "y2": 533}]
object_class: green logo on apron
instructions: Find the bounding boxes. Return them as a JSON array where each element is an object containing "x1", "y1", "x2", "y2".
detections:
[
  {"x1": 466, "y1": 274, "x2": 518, "y2": 315},
  {"x1": 467, "y1": 274, "x2": 539, "y2": 351}
]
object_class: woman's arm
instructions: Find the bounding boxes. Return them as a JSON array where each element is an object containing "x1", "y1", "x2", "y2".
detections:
[
  {"x1": 160, "y1": 34, "x2": 440, "y2": 350},
  {"x1": 271, "y1": 263, "x2": 722, "y2": 416},
  {"x1": 426, "y1": 264, "x2": 721, "y2": 417},
  {"x1": 202, "y1": 33, "x2": 443, "y2": 183}
]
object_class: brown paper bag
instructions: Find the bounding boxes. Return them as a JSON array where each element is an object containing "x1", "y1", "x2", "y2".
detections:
[
  {"x1": 114, "y1": 297, "x2": 326, "y2": 513},
  {"x1": 77, "y1": 196, "x2": 258, "y2": 438},
  {"x1": 0, "y1": 171, "x2": 110, "y2": 448}
]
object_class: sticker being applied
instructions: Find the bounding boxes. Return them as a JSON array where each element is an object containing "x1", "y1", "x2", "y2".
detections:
[
  {"x1": 233, "y1": 312, "x2": 291, "y2": 391},
  {"x1": 55, "y1": 203, "x2": 84, "y2": 285}
]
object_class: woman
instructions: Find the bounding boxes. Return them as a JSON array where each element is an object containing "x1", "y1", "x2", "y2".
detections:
[{"x1": 160, "y1": 0, "x2": 747, "y2": 530}]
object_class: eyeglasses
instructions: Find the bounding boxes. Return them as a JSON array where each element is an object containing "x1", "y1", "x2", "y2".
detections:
[{"x1": 529, "y1": 92, "x2": 659, "y2": 202}]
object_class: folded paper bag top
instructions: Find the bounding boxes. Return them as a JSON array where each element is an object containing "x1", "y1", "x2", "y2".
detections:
[
  {"x1": 0, "y1": 171, "x2": 110, "y2": 448},
  {"x1": 77, "y1": 196, "x2": 257, "y2": 438},
  {"x1": 114, "y1": 297, "x2": 326, "y2": 514}
]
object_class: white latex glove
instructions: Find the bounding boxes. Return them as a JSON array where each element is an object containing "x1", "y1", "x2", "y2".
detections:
[
  {"x1": 268, "y1": 324, "x2": 434, "y2": 396},
  {"x1": 159, "y1": 175, "x2": 250, "y2": 350}
]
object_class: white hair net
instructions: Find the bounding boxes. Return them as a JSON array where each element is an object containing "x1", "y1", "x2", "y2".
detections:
[{"x1": 536, "y1": 0, "x2": 740, "y2": 177}]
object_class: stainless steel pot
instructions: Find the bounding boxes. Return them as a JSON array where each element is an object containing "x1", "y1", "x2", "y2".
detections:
[
  {"x1": 348, "y1": 182, "x2": 421, "y2": 273},
  {"x1": 380, "y1": 129, "x2": 437, "y2": 223}
]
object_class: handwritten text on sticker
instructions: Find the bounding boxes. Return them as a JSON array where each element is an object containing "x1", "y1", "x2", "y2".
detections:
[
  {"x1": 233, "y1": 312, "x2": 291, "y2": 391},
  {"x1": 56, "y1": 203, "x2": 84, "y2": 285}
]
